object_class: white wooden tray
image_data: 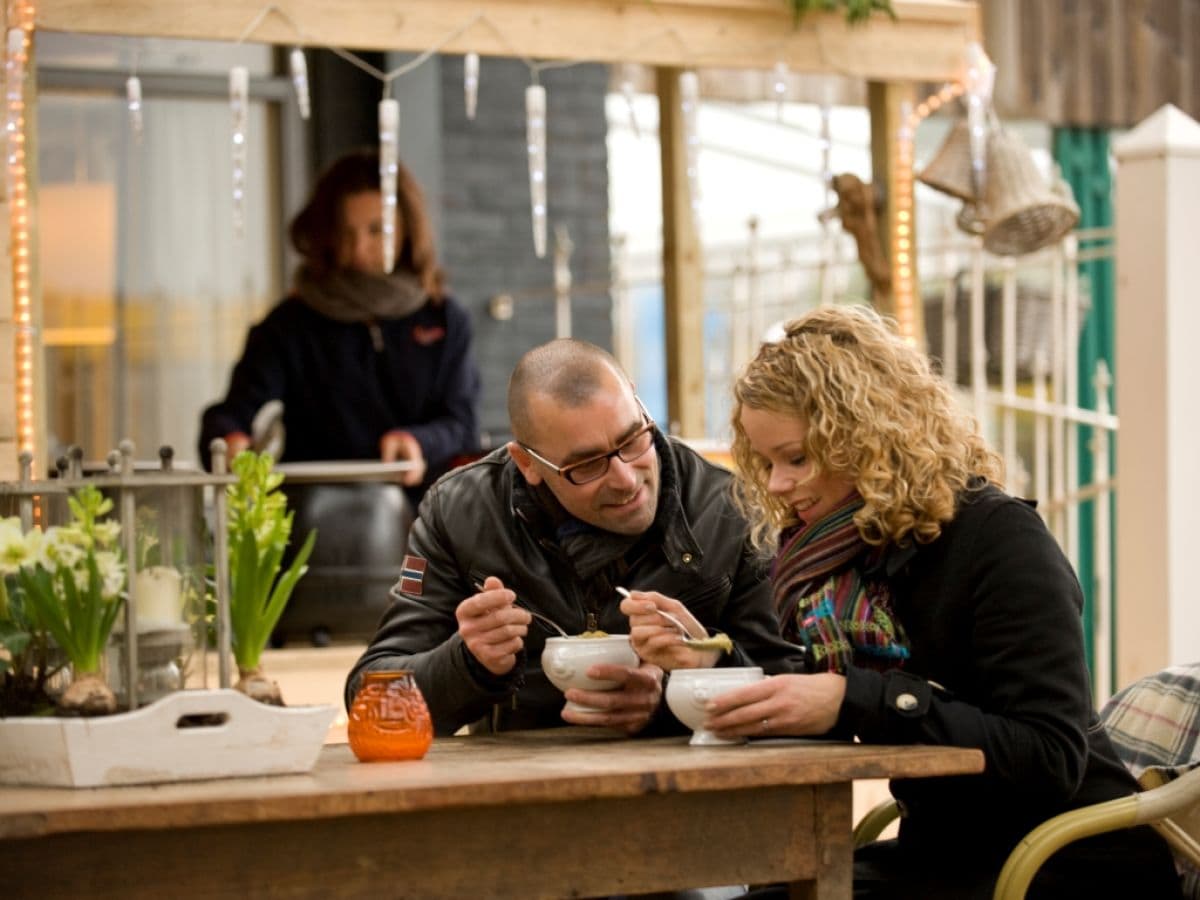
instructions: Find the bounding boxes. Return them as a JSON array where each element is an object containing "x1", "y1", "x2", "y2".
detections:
[{"x1": 0, "y1": 688, "x2": 337, "y2": 788}]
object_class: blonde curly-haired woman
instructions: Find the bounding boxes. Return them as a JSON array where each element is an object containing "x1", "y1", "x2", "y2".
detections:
[{"x1": 635, "y1": 306, "x2": 1180, "y2": 899}]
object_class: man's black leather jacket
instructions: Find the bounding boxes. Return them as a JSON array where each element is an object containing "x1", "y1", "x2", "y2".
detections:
[{"x1": 346, "y1": 437, "x2": 806, "y2": 735}]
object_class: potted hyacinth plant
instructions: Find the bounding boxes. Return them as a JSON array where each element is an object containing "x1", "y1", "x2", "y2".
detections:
[
  {"x1": 8, "y1": 485, "x2": 126, "y2": 716},
  {"x1": 226, "y1": 451, "x2": 316, "y2": 706},
  {"x1": 0, "y1": 516, "x2": 59, "y2": 716}
]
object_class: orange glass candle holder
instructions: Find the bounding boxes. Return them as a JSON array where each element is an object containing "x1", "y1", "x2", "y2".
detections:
[{"x1": 347, "y1": 670, "x2": 433, "y2": 762}]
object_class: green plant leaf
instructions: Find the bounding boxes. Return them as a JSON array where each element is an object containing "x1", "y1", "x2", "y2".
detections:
[
  {"x1": 257, "y1": 528, "x2": 317, "y2": 643},
  {"x1": 225, "y1": 451, "x2": 317, "y2": 673},
  {"x1": 0, "y1": 620, "x2": 31, "y2": 660}
]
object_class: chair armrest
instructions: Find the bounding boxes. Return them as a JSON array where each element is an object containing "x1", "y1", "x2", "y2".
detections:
[
  {"x1": 995, "y1": 764, "x2": 1200, "y2": 900},
  {"x1": 853, "y1": 798, "x2": 900, "y2": 849},
  {"x1": 993, "y1": 795, "x2": 1139, "y2": 900}
]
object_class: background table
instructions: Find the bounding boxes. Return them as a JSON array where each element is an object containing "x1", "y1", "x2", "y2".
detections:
[{"x1": 0, "y1": 728, "x2": 983, "y2": 899}]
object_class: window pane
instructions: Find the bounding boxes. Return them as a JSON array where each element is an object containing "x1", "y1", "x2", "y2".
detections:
[{"x1": 38, "y1": 74, "x2": 279, "y2": 467}]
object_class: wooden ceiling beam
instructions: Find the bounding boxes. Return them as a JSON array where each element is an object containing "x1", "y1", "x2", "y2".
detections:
[{"x1": 35, "y1": 0, "x2": 979, "y2": 82}]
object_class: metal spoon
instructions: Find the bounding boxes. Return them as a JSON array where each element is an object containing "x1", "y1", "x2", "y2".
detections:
[
  {"x1": 615, "y1": 587, "x2": 733, "y2": 654},
  {"x1": 472, "y1": 580, "x2": 570, "y2": 637}
]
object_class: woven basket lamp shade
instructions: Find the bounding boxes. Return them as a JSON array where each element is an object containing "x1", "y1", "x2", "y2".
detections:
[
  {"x1": 918, "y1": 118, "x2": 976, "y2": 201},
  {"x1": 980, "y1": 128, "x2": 1079, "y2": 256},
  {"x1": 918, "y1": 119, "x2": 1079, "y2": 256}
]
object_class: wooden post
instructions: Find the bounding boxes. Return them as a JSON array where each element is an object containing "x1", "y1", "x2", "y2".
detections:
[
  {"x1": 1113, "y1": 104, "x2": 1200, "y2": 686},
  {"x1": 656, "y1": 67, "x2": 704, "y2": 438}
]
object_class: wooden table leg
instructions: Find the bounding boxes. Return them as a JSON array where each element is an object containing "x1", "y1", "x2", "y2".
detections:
[{"x1": 787, "y1": 783, "x2": 854, "y2": 900}]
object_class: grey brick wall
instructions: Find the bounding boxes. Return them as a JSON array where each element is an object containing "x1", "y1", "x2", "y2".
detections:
[{"x1": 437, "y1": 57, "x2": 613, "y2": 446}]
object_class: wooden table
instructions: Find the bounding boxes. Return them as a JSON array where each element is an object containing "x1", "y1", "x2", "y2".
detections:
[{"x1": 0, "y1": 729, "x2": 982, "y2": 899}]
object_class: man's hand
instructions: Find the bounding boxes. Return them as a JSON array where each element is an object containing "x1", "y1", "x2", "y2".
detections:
[
  {"x1": 380, "y1": 430, "x2": 428, "y2": 487},
  {"x1": 620, "y1": 589, "x2": 721, "y2": 671},
  {"x1": 454, "y1": 576, "x2": 531, "y2": 677},
  {"x1": 562, "y1": 661, "x2": 665, "y2": 735},
  {"x1": 702, "y1": 672, "x2": 847, "y2": 739}
]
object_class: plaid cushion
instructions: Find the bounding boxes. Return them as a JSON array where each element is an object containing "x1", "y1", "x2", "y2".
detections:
[
  {"x1": 1101, "y1": 663, "x2": 1200, "y2": 779},
  {"x1": 1101, "y1": 664, "x2": 1200, "y2": 899}
]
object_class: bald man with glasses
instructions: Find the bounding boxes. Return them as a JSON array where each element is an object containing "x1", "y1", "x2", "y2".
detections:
[{"x1": 347, "y1": 339, "x2": 805, "y2": 736}]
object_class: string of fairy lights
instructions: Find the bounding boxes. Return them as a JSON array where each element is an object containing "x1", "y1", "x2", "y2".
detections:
[
  {"x1": 892, "y1": 44, "x2": 992, "y2": 343},
  {"x1": 5, "y1": 0, "x2": 34, "y2": 464},
  {"x1": 3, "y1": 0, "x2": 990, "y2": 465}
]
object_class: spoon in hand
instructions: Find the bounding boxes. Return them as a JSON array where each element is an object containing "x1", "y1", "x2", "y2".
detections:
[
  {"x1": 473, "y1": 581, "x2": 570, "y2": 637},
  {"x1": 615, "y1": 587, "x2": 733, "y2": 654}
]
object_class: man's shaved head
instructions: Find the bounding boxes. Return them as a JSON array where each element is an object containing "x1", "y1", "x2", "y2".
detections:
[{"x1": 507, "y1": 339, "x2": 631, "y2": 444}]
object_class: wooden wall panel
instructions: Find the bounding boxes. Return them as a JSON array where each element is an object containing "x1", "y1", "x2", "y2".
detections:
[{"x1": 986, "y1": 0, "x2": 1200, "y2": 128}]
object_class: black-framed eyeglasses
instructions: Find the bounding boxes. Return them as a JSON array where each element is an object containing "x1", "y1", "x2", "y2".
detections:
[{"x1": 520, "y1": 400, "x2": 656, "y2": 486}]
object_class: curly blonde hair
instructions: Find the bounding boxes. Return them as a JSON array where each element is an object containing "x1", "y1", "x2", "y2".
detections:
[{"x1": 731, "y1": 305, "x2": 1003, "y2": 554}]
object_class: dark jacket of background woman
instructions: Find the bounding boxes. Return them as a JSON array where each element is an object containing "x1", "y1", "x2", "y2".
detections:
[{"x1": 198, "y1": 292, "x2": 479, "y2": 487}]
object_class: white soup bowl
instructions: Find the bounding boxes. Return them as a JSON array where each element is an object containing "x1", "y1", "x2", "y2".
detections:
[
  {"x1": 541, "y1": 634, "x2": 639, "y2": 714},
  {"x1": 665, "y1": 666, "x2": 764, "y2": 745}
]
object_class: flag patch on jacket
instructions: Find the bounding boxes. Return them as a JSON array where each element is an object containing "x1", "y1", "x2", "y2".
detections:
[{"x1": 399, "y1": 555, "x2": 427, "y2": 596}]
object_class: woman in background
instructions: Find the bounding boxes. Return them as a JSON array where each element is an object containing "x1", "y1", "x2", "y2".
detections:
[{"x1": 199, "y1": 149, "x2": 480, "y2": 502}]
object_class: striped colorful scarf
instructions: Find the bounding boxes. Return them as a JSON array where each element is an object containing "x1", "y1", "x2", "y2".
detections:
[{"x1": 771, "y1": 493, "x2": 909, "y2": 674}]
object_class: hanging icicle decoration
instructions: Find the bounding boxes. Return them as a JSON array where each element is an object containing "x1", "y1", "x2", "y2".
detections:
[
  {"x1": 229, "y1": 66, "x2": 249, "y2": 236},
  {"x1": 818, "y1": 102, "x2": 833, "y2": 221},
  {"x1": 772, "y1": 61, "x2": 788, "y2": 121},
  {"x1": 126, "y1": 75, "x2": 143, "y2": 143},
  {"x1": 463, "y1": 52, "x2": 479, "y2": 121},
  {"x1": 378, "y1": 97, "x2": 400, "y2": 274},
  {"x1": 525, "y1": 83, "x2": 547, "y2": 259},
  {"x1": 962, "y1": 41, "x2": 996, "y2": 201},
  {"x1": 620, "y1": 62, "x2": 640, "y2": 138},
  {"x1": 289, "y1": 48, "x2": 310, "y2": 120},
  {"x1": 679, "y1": 70, "x2": 701, "y2": 223}
]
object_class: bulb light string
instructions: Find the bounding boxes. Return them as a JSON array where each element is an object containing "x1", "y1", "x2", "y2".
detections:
[
  {"x1": 891, "y1": 62, "x2": 973, "y2": 342},
  {"x1": 6, "y1": 0, "x2": 34, "y2": 466}
]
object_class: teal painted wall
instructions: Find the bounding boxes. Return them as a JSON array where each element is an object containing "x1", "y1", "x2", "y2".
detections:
[{"x1": 1052, "y1": 127, "x2": 1115, "y2": 691}]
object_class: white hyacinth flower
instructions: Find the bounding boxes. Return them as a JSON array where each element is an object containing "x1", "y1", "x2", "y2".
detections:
[
  {"x1": 93, "y1": 518, "x2": 121, "y2": 548},
  {"x1": 94, "y1": 550, "x2": 126, "y2": 599}
]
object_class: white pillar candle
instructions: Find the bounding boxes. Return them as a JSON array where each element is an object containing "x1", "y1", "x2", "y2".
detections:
[{"x1": 134, "y1": 566, "x2": 184, "y2": 630}]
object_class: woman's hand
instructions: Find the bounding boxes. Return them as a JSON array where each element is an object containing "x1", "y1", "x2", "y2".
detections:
[
  {"x1": 223, "y1": 431, "x2": 252, "y2": 459},
  {"x1": 619, "y1": 589, "x2": 721, "y2": 670},
  {"x1": 380, "y1": 430, "x2": 428, "y2": 486},
  {"x1": 703, "y1": 672, "x2": 847, "y2": 739}
]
